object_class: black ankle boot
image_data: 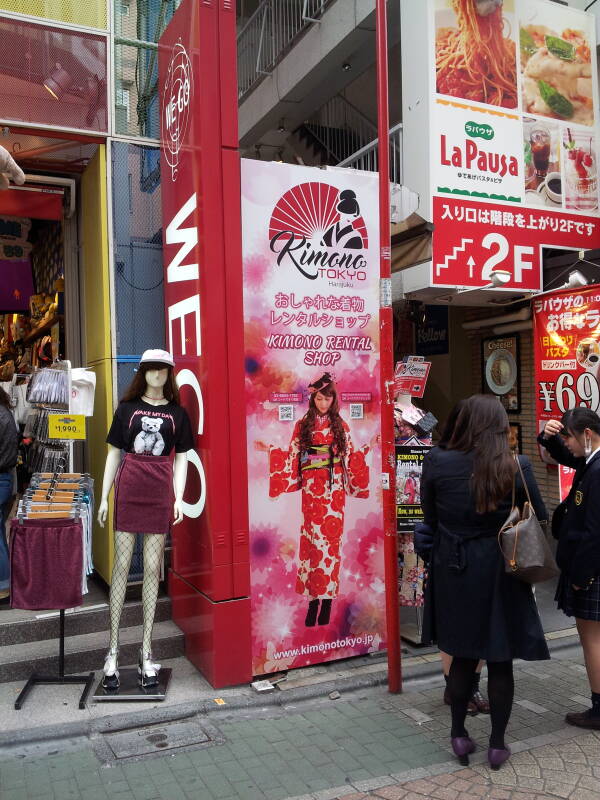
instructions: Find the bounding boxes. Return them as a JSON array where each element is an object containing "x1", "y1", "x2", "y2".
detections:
[
  {"x1": 318, "y1": 599, "x2": 332, "y2": 625},
  {"x1": 305, "y1": 599, "x2": 319, "y2": 627}
]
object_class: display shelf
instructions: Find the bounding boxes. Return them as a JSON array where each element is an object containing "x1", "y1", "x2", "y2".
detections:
[{"x1": 22, "y1": 315, "x2": 62, "y2": 345}]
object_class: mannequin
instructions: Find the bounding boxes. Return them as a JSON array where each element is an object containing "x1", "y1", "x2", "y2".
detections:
[{"x1": 97, "y1": 349, "x2": 193, "y2": 688}]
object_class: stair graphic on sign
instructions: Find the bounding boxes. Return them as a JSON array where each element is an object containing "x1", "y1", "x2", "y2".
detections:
[{"x1": 435, "y1": 238, "x2": 473, "y2": 277}]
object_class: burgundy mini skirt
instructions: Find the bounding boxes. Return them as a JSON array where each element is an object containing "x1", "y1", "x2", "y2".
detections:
[
  {"x1": 114, "y1": 453, "x2": 173, "y2": 534},
  {"x1": 10, "y1": 518, "x2": 83, "y2": 610}
]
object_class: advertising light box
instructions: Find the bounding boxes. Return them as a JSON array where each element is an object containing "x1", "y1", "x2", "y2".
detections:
[
  {"x1": 403, "y1": 0, "x2": 600, "y2": 291},
  {"x1": 241, "y1": 161, "x2": 385, "y2": 674}
]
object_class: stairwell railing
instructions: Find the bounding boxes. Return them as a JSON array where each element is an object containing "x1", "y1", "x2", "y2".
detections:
[
  {"x1": 337, "y1": 122, "x2": 403, "y2": 185},
  {"x1": 237, "y1": 0, "x2": 334, "y2": 100}
]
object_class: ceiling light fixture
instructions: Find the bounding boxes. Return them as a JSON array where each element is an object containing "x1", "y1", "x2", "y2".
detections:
[
  {"x1": 342, "y1": 62, "x2": 352, "y2": 71},
  {"x1": 43, "y1": 64, "x2": 72, "y2": 100}
]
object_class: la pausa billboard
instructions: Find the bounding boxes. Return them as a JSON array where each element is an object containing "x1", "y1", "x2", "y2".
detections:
[
  {"x1": 430, "y1": 0, "x2": 600, "y2": 289},
  {"x1": 242, "y1": 160, "x2": 384, "y2": 675},
  {"x1": 534, "y1": 286, "x2": 600, "y2": 428}
]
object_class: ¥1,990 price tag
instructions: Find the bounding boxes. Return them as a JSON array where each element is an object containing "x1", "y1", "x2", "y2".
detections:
[{"x1": 48, "y1": 414, "x2": 86, "y2": 440}]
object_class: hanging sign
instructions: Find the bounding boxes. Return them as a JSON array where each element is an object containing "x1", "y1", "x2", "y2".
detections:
[
  {"x1": 394, "y1": 358, "x2": 431, "y2": 398},
  {"x1": 242, "y1": 160, "x2": 384, "y2": 675},
  {"x1": 48, "y1": 414, "x2": 86, "y2": 440},
  {"x1": 533, "y1": 285, "x2": 600, "y2": 433},
  {"x1": 403, "y1": 0, "x2": 600, "y2": 289}
]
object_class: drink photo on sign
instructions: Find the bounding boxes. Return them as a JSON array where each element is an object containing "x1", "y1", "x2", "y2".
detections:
[
  {"x1": 563, "y1": 128, "x2": 598, "y2": 212},
  {"x1": 435, "y1": 0, "x2": 518, "y2": 109},
  {"x1": 520, "y1": 0, "x2": 595, "y2": 127},
  {"x1": 523, "y1": 116, "x2": 562, "y2": 207}
]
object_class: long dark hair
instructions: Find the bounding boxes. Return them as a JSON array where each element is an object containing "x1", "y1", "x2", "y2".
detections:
[
  {"x1": 447, "y1": 394, "x2": 514, "y2": 513},
  {"x1": 560, "y1": 407, "x2": 600, "y2": 436},
  {"x1": 0, "y1": 387, "x2": 11, "y2": 408},
  {"x1": 299, "y1": 376, "x2": 347, "y2": 456},
  {"x1": 438, "y1": 398, "x2": 467, "y2": 447},
  {"x1": 121, "y1": 362, "x2": 180, "y2": 404}
]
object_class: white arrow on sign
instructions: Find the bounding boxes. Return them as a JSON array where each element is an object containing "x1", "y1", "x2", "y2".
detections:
[{"x1": 467, "y1": 256, "x2": 476, "y2": 279}]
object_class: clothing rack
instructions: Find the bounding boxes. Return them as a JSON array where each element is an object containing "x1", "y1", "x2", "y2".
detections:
[{"x1": 13, "y1": 458, "x2": 95, "y2": 711}]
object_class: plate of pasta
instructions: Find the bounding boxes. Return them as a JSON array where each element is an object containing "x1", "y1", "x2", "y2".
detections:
[{"x1": 435, "y1": 0, "x2": 518, "y2": 109}]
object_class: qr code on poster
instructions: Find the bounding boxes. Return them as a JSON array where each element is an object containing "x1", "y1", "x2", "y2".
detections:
[
  {"x1": 349, "y1": 403, "x2": 363, "y2": 419},
  {"x1": 278, "y1": 404, "x2": 294, "y2": 421}
]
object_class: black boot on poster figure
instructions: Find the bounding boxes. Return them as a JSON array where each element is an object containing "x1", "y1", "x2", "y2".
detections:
[
  {"x1": 305, "y1": 599, "x2": 319, "y2": 626},
  {"x1": 318, "y1": 599, "x2": 332, "y2": 625}
]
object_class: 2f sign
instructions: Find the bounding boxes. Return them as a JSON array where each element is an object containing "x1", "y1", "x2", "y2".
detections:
[{"x1": 480, "y1": 233, "x2": 534, "y2": 284}]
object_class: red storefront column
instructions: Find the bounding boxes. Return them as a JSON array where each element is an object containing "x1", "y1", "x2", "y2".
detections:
[{"x1": 158, "y1": 0, "x2": 251, "y2": 688}]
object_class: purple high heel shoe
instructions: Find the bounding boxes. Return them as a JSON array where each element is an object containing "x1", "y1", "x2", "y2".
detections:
[
  {"x1": 488, "y1": 746, "x2": 511, "y2": 770},
  {"x1": 451, "y1": 736, "x2": 476, "y2": 766}
]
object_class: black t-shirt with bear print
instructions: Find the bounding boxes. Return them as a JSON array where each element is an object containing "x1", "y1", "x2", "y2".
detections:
[{"x1": 106, "y1": 400, "x2": 194, "y2": 456}]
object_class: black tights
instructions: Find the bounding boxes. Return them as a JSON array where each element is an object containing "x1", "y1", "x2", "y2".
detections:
[{"x1": 448, "y1": 657, "x2": 514, "y2": 749}]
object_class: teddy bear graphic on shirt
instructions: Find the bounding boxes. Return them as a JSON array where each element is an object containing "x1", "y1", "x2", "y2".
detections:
[{"x1": 134, "y1": 416, "x2": 166, "y2": 456}]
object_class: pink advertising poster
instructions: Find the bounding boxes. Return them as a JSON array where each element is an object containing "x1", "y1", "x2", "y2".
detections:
[{"x1": 241, "y1": 160, "x2": 385, "y2": 675}]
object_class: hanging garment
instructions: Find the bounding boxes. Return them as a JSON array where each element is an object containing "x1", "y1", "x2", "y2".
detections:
[
  {"x1": 10, "y1": 517, "x2": 83, "y2": 609},
  {"x1": 70, "y1": 369, "x2": 96, "y2": 416},
  {"x1": 113, "y1": 453, "x2": 173, "y2": 534}
]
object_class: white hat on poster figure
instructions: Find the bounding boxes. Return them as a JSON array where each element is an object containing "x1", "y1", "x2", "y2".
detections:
[{"x1": 139, "y1": 349, "x2": 175, "y2": 367}]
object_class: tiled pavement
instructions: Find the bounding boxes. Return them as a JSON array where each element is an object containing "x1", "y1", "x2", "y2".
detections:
[{"x1": 0, "y1": 653, "x2": 597, "y2": 800}]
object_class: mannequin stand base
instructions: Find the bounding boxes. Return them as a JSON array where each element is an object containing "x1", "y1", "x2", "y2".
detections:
[
  {"x1": 15, "y1": 672, "x2": 96, "y2": 710},
  {"x1": 93, "y1": 668, "x2": 172, "y2": 701}
]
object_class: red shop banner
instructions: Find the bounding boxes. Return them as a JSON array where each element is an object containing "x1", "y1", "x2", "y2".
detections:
[
  {"x1": 533, "y1": 286, "x2": 600, "y2": 432},
  {"x1": 432, "y1": 196, "x2": 600, "y2": 290}
]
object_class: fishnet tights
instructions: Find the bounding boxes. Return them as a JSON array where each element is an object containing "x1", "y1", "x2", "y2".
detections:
[{"x1": 108, "y1": 531, "x2": 165, "y2": 654}]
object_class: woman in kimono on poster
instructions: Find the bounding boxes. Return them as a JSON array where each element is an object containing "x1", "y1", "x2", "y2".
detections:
[{"x1": 256, "y1": 373, "x2": 375, "y2": 627}]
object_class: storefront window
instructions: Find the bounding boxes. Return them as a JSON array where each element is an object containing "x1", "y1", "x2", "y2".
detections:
[
  {"x1": 0, "y1": 16, "x2": 108, "y2": 133},
  {"x1": 114, "y1": 42, "x2": 159, "y2": 137},
  {"x1": 113, "y1": 0, "x2": 180, "y2": 43},
  {"x1": 0, "y1": 1, "x2": 107, "y2": 29},
  {"x1": 111, "y1": 141, "x2": 165, "y2": 399}
]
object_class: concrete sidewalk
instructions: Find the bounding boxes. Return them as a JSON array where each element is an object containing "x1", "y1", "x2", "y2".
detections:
[{"x1": 0, "y1": 643, "x2": 596, "y2": 800}]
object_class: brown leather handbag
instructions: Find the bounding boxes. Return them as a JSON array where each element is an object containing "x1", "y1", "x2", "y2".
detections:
[{"x1": 498, "y1": 457, "x2": 559, "y2": 584}]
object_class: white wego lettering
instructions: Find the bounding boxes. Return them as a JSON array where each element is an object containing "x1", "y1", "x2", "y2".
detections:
[
  {"x1": 166, "y1": 192, "x2": 205, "y2": 519},
  {"x1": 166, "y1": 193, "x2": 198, "y2": 283}
]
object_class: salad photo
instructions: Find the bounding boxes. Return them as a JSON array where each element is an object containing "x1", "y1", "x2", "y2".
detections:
[{"x1": 520, "y1": 5, "x2": 594, "y2": 126}]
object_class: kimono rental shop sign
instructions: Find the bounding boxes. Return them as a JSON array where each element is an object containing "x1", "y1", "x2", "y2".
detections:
[{"x1": 241, "y1": 160, "x2": 384, "y2": 675}]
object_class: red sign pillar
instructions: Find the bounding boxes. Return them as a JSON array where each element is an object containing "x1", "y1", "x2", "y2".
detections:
[{"x1": 158, "y1": 0, "x2": 251, "y2": 688}]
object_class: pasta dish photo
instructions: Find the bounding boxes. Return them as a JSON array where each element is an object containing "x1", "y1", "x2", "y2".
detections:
[
  {"x1": 520, "y1": 18, "x2": 594, "y2": 126},
  {"x1": 436, "y1": 0, "x2": 518, "y2": 109}
]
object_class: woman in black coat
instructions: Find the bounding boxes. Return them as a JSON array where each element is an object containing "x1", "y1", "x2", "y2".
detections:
[
  {"x1": 538, "y1": 408, "x2": 600, "y2": 731},
  {"x1": 421, "y1": 395, "x2": 549, "y2": 770}
]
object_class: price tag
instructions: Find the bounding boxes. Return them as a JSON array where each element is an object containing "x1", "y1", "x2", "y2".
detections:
[{"x1": 48, "y1": 414, "x2": 86, "y2": 440}]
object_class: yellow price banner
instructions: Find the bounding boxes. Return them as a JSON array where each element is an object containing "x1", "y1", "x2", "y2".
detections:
[{"x1": 48, "y1": 414, "x2": 86, "y2": 440}]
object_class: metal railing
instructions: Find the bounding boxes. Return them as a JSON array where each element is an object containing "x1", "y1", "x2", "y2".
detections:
[
  {"x1": 302, "y1": 94, "x2": 378, "y2": 164},
  {"x1": 337, "y1": 123, "x2": 404, "y2": 184},
  {"x1": 237, "y1": 0, "x2": 333, "y2": 99}
]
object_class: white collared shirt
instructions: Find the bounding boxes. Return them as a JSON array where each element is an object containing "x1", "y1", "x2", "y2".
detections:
[{"x1": 586, "y1": 446, "x2": 600, "y2": 464}]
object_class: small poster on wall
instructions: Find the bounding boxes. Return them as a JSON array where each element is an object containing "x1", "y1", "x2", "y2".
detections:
[{"x1": 482, "y1": 334, "x2": 521, "y2": 413}]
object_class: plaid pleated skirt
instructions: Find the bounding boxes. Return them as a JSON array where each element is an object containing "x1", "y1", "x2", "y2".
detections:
[
  {"x1": 113, "y1": 453, "x2": 172, "y2": 534},
  {"x1": 556, "y1": 574, "x2": 600, "y2": 621}
]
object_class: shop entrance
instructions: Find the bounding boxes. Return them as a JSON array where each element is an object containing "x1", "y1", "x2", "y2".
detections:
[{"x1": 0, "y1": 131, "x2": 168, "y2": 697}]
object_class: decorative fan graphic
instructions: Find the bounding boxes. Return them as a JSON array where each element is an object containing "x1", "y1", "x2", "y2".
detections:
[{"x1": 269, "y1": 182, "x2": 368, "y2": 248}]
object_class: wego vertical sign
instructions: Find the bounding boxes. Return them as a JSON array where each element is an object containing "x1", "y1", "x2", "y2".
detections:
[{"x1": 158, "y1": 0, "x2": 251, "y2": 688}]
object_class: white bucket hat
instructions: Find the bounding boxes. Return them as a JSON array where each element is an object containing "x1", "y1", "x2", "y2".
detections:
[{"x1": 139, "y1": 349, "x2": 175, "y2": 367}]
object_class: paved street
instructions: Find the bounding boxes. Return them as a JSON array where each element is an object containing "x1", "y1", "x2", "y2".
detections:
[{"x1": 0, "y1": 646, "x2": 598, "y2": 800}]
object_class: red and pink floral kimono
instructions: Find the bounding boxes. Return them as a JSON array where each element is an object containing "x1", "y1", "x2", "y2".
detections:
[{"x1": 269, "y1": 414, "x2": 370, "y2": 599}]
